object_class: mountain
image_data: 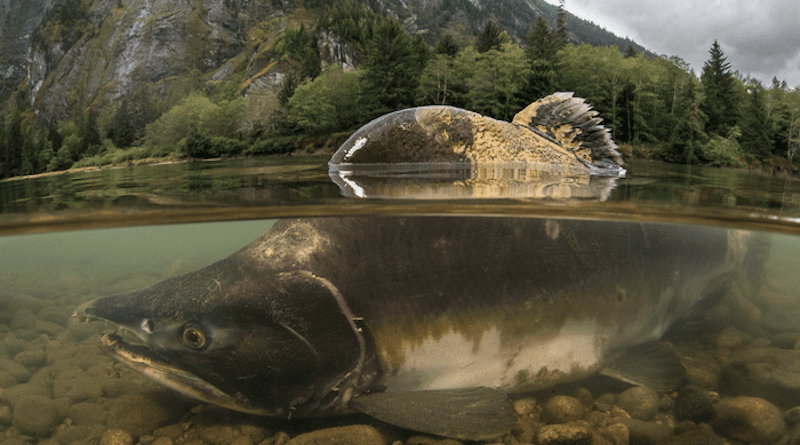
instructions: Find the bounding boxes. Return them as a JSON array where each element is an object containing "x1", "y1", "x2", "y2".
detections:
[{"x1": 0, "y1": 0, "x2": 652, "y2": 125}]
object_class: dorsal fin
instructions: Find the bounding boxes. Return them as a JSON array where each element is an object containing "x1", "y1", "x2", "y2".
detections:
[{"x1": 513, "y1": 92, "x2": 624, "y2": 169}]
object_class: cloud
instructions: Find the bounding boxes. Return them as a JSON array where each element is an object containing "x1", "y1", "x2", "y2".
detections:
[{"x1": 545, "y1": 0, "x2": 800, "y2": 87}]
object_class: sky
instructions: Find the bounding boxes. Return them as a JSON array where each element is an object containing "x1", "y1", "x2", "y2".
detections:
[{"x1": 542, "y1": 0, "x2": 800, "y2": 89}]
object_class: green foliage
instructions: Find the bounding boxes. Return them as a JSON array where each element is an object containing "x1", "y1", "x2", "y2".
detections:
[
  {"x1": 288, "y1": 66, "x2": 361, "y2": 134},
  {"x1": 700, "y1": 41, "x2": 740, "y2": 136},
  {"x1": 477, "y1": 20, "x2": 502, "y2": 53},
  {"x1": 739, "y1": 84, "x2": 774, "y2": 160},
  {"x1": 184, "y1": 129, "x2": 247, "y2": 159},
  {"x1": 275, "y1": 24, "x2": 322, "y2": 80},
  {"x1": 435, "y1": 34, "x2": 460, "y2": 57},
  {"x1": 316, "y1": 0, "x2": 379, "y2": 46},
  {"x1": 700, "y1": 126, "x2": 744, "y2": 167},
  {"x1": 360, "y1": 17, "x2": 427, "y2": 115},
  {"x1": 458, "y1": 45, "x2": 531, "y2": 121}
]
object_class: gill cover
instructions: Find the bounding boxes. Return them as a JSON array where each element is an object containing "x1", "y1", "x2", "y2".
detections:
[{"x1": 77, "y1": 259, "x2": 374, "y2": 416}]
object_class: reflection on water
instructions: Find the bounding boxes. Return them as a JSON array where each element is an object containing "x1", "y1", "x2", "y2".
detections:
[
  {"x1": 2, "y1": 158, "x2": 800, "y2": 443},
  {"x1": 2, "y1": 158, "x2": 800, "y2": 235}
]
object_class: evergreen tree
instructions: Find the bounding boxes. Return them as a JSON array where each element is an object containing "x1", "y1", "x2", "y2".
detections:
[
  {"x1": 624, "y1": 44, "x2": 637, "y2": 58},
  {"x1": 5, "y1": 109, "x2": 24, "y2": 177},
  {"x1": 739, "y1": 83, "x2": 773, "y2": 160},
  {"x1": 435, "y1": 34, "x2": 460, "y2": 57},
  {"x1": 477, "y1": 20, "x2": 502, "y2": 53},
  {"x1": 668, "y1": 80, "x2": 707, "y2": 163},
  {"x1": 360, "y1": 18, "x2": 426, "y2": 115},
  {"x1": 526, "y1": 16, "x2": 556, "y2": 61},
  {"x1": 110, "y1": 99, "x2": 136, "y2": 148},
  {"x1": 554, "y1": 0, "x2": 569, "y2": 49},
  {"x1": 699, "y1": 40, "x2": 739, "y2": 136},
  {"x1": 523, "y1": 16, "x2": 560, "y2": 100}
]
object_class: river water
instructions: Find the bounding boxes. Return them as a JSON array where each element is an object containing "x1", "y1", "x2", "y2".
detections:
[{"x1": 1, "y1": 157, "x2": 800, "y2": 444}]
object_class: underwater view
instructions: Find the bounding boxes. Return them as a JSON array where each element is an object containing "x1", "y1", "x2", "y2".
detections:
[{"x1": 2, "y1": 155, "x2": 800, "y2": 445}]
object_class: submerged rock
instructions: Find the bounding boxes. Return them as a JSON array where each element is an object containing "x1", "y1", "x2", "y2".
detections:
[
  {"x1": 713, "y1": 396, "x2": 786, "y2": 444},
  {"x1": 720, "y1": 346, "x2": 800, "y2": 410}
]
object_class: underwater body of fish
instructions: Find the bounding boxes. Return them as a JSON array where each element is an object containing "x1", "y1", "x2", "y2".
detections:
[{"x1": 75, "y1": 215, "x2": 760, "y2": 440}]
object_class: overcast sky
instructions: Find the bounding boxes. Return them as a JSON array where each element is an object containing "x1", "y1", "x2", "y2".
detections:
[{"x1": 542, "y1": 0, "x2": 800, "y2": 89}]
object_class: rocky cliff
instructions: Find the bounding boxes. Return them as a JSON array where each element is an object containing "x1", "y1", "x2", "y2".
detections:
[{"x1": 0, "y1": 0, "x2": 646, "y2": 125}]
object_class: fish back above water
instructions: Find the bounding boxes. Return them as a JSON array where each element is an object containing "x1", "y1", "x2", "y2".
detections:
[{"x1": 75, "y1": 216, "x2": 757, "y2": 439}]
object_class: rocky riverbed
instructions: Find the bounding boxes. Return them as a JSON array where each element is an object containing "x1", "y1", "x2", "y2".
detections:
[{"x1": 3, "y1": 251, "x2": 800, "y2": 445}]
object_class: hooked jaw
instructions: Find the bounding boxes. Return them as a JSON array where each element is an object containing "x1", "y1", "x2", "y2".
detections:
[{"x1": 73, "y1": 300, "x2": 282, "y2": 416}]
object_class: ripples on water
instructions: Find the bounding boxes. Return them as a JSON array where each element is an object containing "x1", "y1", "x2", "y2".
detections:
[{"x1": 1, "y1": 157, "x2": 800, "y2": 444}]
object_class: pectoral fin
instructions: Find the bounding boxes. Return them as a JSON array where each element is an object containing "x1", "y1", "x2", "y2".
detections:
[
  {"x1": 350, "y1": 387, "x2": 516, "y2": 441},
  {"x1": 599, "y1": 341, "x2": 687, "y2": 392}
]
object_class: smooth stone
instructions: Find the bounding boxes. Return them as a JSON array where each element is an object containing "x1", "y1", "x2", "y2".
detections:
[
  {"x1": 0, "y1": 358, "x2": 31, "y2": 382},
  {"x1": 615, "y1": 386, "x2": 659, "y2": 421},
  {"x1": 150, "y1": 437, "x2": 174, "y2": 445},
  {"x1": 105, "y1": 392, "x2": 186, "y2": 437},
  {"x1": 542, "y1": 395, "x2": 585, "y2": 424},
  {"x1": 152, "y1": 424, "x2": 185, "y2": 440},
  {"x1": 68, "y1": 402, "x2": 107, "y2": 426},
  {"x1": 772, "y1": 332, "x2": 800, "y2": 349},
  {"x1": 12, "y1": 394, "x2": 60, "y2": 436},
  {"x1": 713, "y1": 396, "x2": 786, "y2": 444},
  {"x1": 199, "y1": 425, "x2": 238, "y2": 445},
  {"x1": 614, "y1": 418, "x2": 673, "y2": 445},
  {"x1": 1, "y1": 382, "x2": 51, "y2": 406},
  {"x1": 100, "y1": 429, "x2": 134, "y2": 445},
  {"x1": 10, "y1": 310, "x2": 37, "y2": 332},
  {"x1": 658, "y1": 423, "x2": 723, "y2": 445},
  {"x1": 0, "y1": 405, "x2": 12, "y2": 425},
  {"x1": 720, "y1": 346, "x2": 800, "y2": 410},
  {"x1": 36, "y1": 320, "x2": 65, "y2": 337},
  {"x1": 0, "y1": 370, "x2": 17, "y2": 387},
  {"x1": 675, "y1": 386, "x2": 714, "y2": 423},
  {"x1": 596, "y1": 423, "x2": 628, "y2": 445},
  {"x1": 785, "y1": 405, "x2": 800, "y2": 425},
  {"x1": 14, "y1": 347, "x2": 46, "y2": 367},
  {"x1": 285, "y1": 425, "x2": 385, "y2": 445},
  {"x1": 535, "y1": 422, "x2": 591, "y2": 445},
  {"x1": 513, "y1": 397, "x2": 536, "y2": 416}
]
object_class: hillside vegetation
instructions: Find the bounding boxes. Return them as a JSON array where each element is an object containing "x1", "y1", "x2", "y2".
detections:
[{"x1": 0, "y1": 0, "x2": 798, "y2": 180}]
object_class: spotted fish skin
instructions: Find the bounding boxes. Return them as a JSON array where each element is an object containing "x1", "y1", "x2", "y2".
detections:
[
  {"x1": 76, "y1": 215, "x2": 754, "y2": 428},
  {"x1": 329, "y1": 93, "x2": 625, "y2": 175}
]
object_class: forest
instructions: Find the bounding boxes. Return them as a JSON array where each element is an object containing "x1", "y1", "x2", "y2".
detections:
[{"x1": 0, "y1": 0, "x2": 799, "y2": 180}]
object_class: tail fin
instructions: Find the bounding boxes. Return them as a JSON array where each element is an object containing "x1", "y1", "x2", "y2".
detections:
[{"x1": 513, "y1": 92, "x2": 624, "y2": 169}]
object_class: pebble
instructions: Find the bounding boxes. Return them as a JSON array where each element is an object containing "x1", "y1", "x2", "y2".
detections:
[
  {"x1": 68, "y1": 401, "x2": 108, "y2": 426},
  {"x1": 513, "y1": 397, "x2": 536, "y2": 416},
  {"x1": 285, "y1": 425, "x2": 385, "y2": 445},
  {"x1": 0, "y1": 358, "x2": 31, "y2": 382},
  {"x1": 535, "y1": 422, "x2": 591, "y2": 445},
  {"x1": 614, "y1": 386, "x2": 659, "y2": 421},
  {"x1": 674, "y1": 386, "x2": 714, "y2": 423},
  {"x1": 713, "y1": 396, "x2": 786, "y2": 443},
  {"x1": 785, "y1": 405, "x2": 800, "y2": 425},
  {"x1": 542, "y1": 395, "x2": 585, "y2": 424},
  {"x1": 104, "y1": 392, "x2": 186, "y2": 437},
  {"x1": 100, "y1": 429, "x2": 134, "y2": 445},
  {"x1": 720, "y1": 346, "x2": 800, "y2": 410},
  {"x1": 614, "y1": 418, "x2": 673, "y2": 445},
  {"x1": 659, "y1": 423, "x2": 723, "y2": 445},
  {"x1": 12, "y1": 394, "x2": 61, "y2": 436},
  {"x1": 596, "y1": 423, "x2": 628, "y2": 445}
]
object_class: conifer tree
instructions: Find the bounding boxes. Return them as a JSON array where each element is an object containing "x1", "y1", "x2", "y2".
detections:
[
  {"x1": 435, "y1": 34, "x2": 460, "y2": 57},
  {"x1": 477, "y1": 20, "x2": 502, "y2": 53},
  {"x1": 554, "y1": 0, "x2": 569, "y2": 49},
  {"x1": 699, "y1": 40, "x2": 739, "y2": 136},
  {"x1": 360, "y1": 18, "x2": 426, "y2": 115},
  {"x1": 739, "y1": 83, "x2": 773, "y2": 160}
]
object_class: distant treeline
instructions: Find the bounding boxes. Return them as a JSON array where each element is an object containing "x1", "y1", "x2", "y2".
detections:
[{"x1": 0, "y1": 1, "x2": 798, "y2": 179}]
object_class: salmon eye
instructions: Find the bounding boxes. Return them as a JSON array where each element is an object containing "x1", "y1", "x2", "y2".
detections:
[
  {"x1": 181, "y1": 322, "x2": 209, "y2": 350},
  {"x1": 140, "y1": 319, "x2": 154, "y2": 334}
]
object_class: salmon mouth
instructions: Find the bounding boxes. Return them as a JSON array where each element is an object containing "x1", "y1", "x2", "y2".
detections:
[{"x1": 74, "y1": 302, "x2": 279, "y2": 416}]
